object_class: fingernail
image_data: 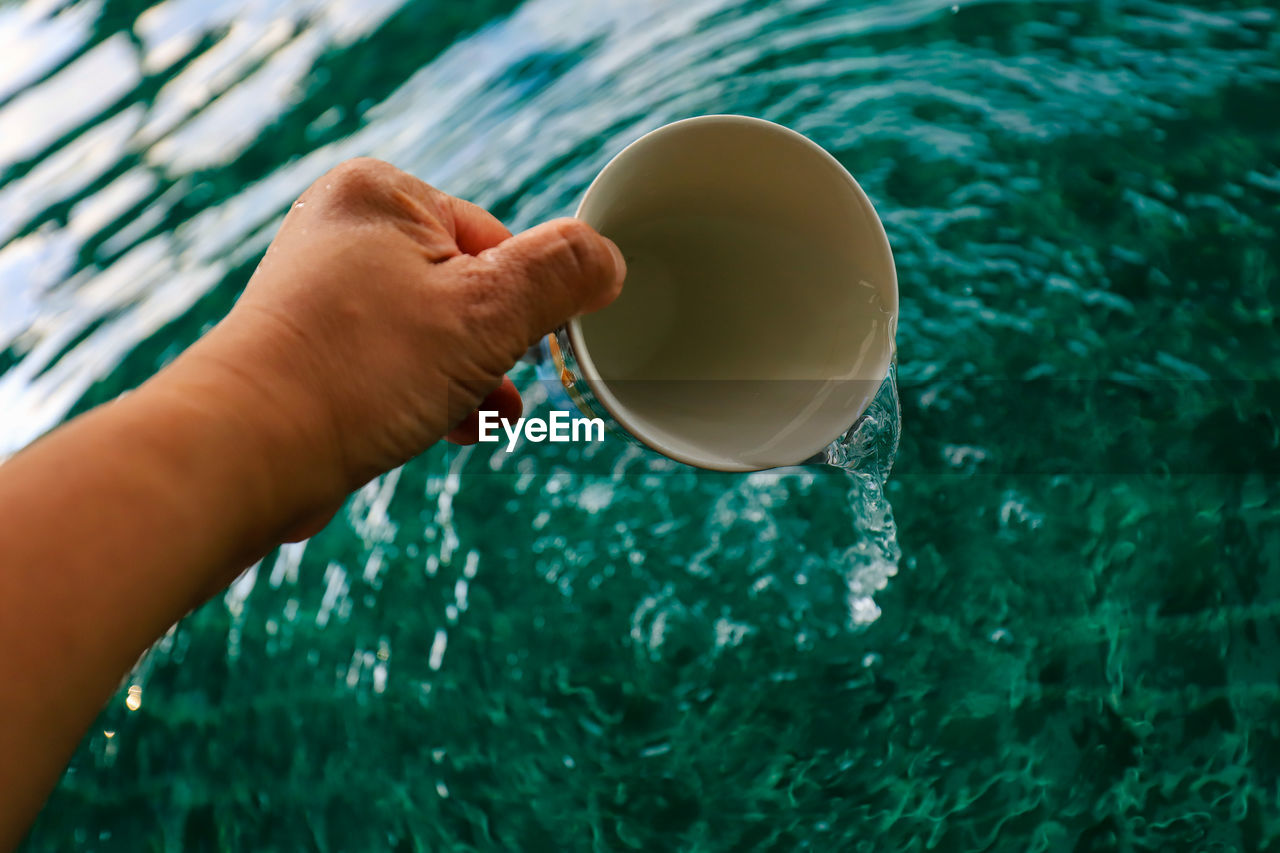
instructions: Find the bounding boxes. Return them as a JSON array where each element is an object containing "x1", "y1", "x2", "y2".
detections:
[{"x1": 604, "y1": 237, "x2": 627, "y2": 289}]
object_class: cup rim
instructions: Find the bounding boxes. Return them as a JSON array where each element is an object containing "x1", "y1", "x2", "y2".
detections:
[{"x1": 567, "y1": 113, "x2": 899, "y2": 471}]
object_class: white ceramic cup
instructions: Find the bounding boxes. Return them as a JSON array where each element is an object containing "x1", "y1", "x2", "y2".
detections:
[{"x1": 553, "y1": 114, "x2": 898, "y2": 471}]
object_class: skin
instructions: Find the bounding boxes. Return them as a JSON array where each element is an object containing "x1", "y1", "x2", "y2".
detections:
[{"x1": 0, "y1": 158, "x2": 625, "y2": 849}]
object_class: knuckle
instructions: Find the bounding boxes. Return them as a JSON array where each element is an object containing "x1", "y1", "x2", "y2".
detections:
[
  {"x1": 317, "y1": 157, "x2": 402, "y2": 207},
  {"x1": 311, "y1": 160, "x2": 454, "y2": 251}
]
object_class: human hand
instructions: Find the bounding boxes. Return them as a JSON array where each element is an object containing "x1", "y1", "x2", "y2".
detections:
[
  {"x1": 0, "y1": 158, "x2": 627, "y2": 834},
  {"x1": 168, "y1": 157, "x2": 625, "y2": 538}
]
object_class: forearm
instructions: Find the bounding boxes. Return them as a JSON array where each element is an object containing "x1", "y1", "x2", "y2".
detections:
[
  {"x1": 0, "y1": 157, "x2": 623, "y2": 849},
  {"x1": 0, "y1": 330, "x2": 323, "y2": 847}
]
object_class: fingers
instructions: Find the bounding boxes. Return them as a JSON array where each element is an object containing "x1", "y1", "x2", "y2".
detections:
[
  {"x1": 305, "y1": 158, "x2": 512, "y2": 259},
  {"x1": 457, "y1": 218, "x2": 626, "y2": 346},
  {"x1": 444, "y1": 196, "x2": 513, "y2": 255},
  {"x1": 446, "y1": 375, "x2": 523, "y2": 445}
]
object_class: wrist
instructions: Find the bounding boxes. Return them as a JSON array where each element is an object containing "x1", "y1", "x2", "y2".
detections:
[{"x1": 142, "y1": 317, "x2": 349, "y2": 552}]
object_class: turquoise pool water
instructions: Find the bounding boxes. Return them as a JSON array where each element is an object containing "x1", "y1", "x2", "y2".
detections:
[{"x1": 3, "y1": 0, "x2": 1279, "y2": 849}]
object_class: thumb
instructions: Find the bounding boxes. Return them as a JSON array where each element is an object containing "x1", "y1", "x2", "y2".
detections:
[{"x1": 460, "y1": 218, "x2": 626, "y2": 345}]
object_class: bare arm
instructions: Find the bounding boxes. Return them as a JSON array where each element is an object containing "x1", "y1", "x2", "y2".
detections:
[{"x1": 0, "y1": 158, "x2": 624, "y2": 848}]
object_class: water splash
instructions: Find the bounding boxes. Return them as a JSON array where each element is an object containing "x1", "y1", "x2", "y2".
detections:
[
  {"x1": 821, "y1": 363, "x2": 903, "y2": 626},
  {"x1": 523, "y1": 350, "x2": 904, "y2": 629},
  {"x1": 820, "y1": 362, "x2": 901, "y2": 483}
]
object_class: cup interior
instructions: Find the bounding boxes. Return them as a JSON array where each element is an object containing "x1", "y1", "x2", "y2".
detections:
[{"x1": 570, "y1": 115, "x2": 897, "y2": 471}]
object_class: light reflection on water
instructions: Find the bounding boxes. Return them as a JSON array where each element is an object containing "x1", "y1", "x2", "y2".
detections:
[{"x1": 3, "y1": 0, "x2": 1276, "y2": 451}]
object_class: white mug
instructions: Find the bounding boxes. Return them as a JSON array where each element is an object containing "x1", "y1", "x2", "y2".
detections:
[{"x1": 545, "y1": 114, "x2": 898, "y2": 472}]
